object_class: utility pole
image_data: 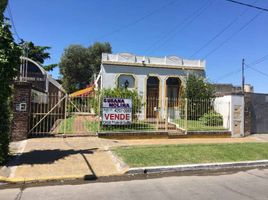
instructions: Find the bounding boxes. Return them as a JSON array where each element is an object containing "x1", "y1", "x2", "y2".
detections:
[{"x1": 242, "y1": 58, "x2": 245, "y2": 94}]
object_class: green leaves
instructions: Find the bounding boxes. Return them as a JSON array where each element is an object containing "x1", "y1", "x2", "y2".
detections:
[
  {"x1": 0, "y1": 0, "x2": 8, "y2": 21},
  {"x1": 0, "y1": 1, "x2": 22, "y2": 164},
  {"x1": 199, "y1": 111, "x2": 223, "y2": 126},
  {"x1": 87, "y1": 42, "x2": 112, "y2": 74},
  {"x1": 100, "y1": 87, "x2": 143, "y2": 115},
  {"x1": 185, "y1": 75, "x2": 215, "y2": 120},
  {"x1": 19, "y1": 41, "x2": 57, "y2": 71},
  {"x1": 59, "y1": 42, "x2": 112, "y2": 93},
  {"x1": 185, "y1": 74, "x2": 215, "y2": 99},
  {"x1": 43, "y1": 63, "x2": 58, "y2": 71}
]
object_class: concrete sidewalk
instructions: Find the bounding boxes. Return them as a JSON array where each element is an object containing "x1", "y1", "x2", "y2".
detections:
[
  {"x1": 0, "y1": 137, "x2": 127, "y2": 182},
  {"x1": 0, "y1": 135, "x2": 263, "y2": 183}
]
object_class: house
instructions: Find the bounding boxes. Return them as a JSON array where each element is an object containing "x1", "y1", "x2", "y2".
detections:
[{"x1": 98, "y1": 53, "x2": 206, "y2": 118}]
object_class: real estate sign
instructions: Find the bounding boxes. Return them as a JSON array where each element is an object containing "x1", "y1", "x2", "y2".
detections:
[{"x1": 102, "y1": 98, "x2": 132, "y2": 125}]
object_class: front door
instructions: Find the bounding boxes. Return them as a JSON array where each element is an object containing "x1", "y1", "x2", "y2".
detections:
[{"x1": 146, "y1": 77, "x2": 159, "y2": 118}]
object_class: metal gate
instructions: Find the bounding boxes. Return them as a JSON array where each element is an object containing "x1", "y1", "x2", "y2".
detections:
[
  {"x1": 247, "y1": 93, "x2": 268, "y2": 134},
  {"x1": 28, "y1": 94, "x2": 97, "y2": 135}
]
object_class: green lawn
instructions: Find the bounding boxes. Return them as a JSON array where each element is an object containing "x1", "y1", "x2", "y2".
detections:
[
  {"x1": 174, "y1": 119, "x2": 227, "y2": 131},
  {"x1": 58, "y1": 117, "x2": 74, "y2": 134},
  {"x1": 113, "y1": 143, "x2": 268, "y2": 167},
  {"x1": 58, "y1": 118, "x2": 155, "y2": 133}
]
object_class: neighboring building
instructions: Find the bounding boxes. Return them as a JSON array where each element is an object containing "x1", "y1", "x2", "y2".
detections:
[
  {"x1": 244, "y1": 92, "x2": 268, "y2": 135},
  {"x1": 19, "y1": 57, "x2": 65, "y2": 103},
  {"x1": 213, "y1": 83, "x2": 254, "y2": 96},
  {"x1": 99, "y1": 53, "x2": 205, "y2": 118},
  {"x1": 12, "y1": 57, "x2": 65, "y2": 141}
]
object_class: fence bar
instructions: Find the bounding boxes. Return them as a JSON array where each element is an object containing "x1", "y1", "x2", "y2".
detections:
[
  {"x1": 185, "y1": 98, "x2": 188, "y2": 134},
  {"x1": 63, "y1": 95, "x2": 68, "y2": 135},
  {"x1": 165, "y1": 97, "x2": 168, "y2": 131},
  {"x1": 28, "y1": 94, "x2": 230, "y2": 135}
]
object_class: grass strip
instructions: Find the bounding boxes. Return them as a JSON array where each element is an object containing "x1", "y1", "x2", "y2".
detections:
[{"x1": 113, "y1": 143, "x2": 268, "y2": 167}]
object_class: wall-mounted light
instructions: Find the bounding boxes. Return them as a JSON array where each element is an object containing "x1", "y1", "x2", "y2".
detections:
[{"x1": 124, "y1": 80, "x2": 129, "y2": 89}]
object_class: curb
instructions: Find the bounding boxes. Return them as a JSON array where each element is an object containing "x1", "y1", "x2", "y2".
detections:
[
  {"x1": 1, "y1": 160, "x2": 268, "y2": 185},
  {"x1": 108, "y1": 150, "x2": 129, "y2": 172},
  {"x1": 0, "y1": 174, "x2": 96, "y2": 184},
  {"x1": 127, "y1": 160, "x2": 268, "y2": 174}
]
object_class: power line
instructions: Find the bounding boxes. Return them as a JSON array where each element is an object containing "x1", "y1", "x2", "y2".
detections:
[
  {"x1": 213, "y1": 53, "x2": 268, "y2": 82},
  {"x1": 226, "y1": 0, "x2": 268, "y2": 12},
  {"x1": 249, "y1": 54, "x2": 268, "y2": 65},
  {"x1": 7, "y1": 3, "x2": 22, "y2": 41},
  {"x1": 189, "y1": 0, "x2": 258, "y2": 58},
  {"x1": 202, "y1": 10, "x2": 262, "y2": 59},
  {"x1": 95, "y1": 0, "x2": 178, "y2": 40},
  {"x1": 144, "y1": 0, "x2": 214, "y2": 54},
  {"x1": 246, "y1": 64, "x2": 268, "y2": 77}
]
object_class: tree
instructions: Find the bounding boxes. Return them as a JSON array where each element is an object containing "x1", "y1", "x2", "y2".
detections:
[
  {"x1": 59, "y1": 42, "x2": 112, "y2": 93},
  {"x1": 87, "y1": 42, "x2": 111, "y2": 74},
  {"x1": 59, "y1": 45, "x2": 92, "y2": 93},
  {"x1": 185, "y1": 74, "x2": 215, "y2": 120},
  {"x1": 185, "y1": 74, "x2": 215, "y2": 99},
  {"x1": 19, "y1": 41, "x2": 57, "y2": 71},
  {"x1": 0, "y1": 0, "x2": 21, "y2": 164}
]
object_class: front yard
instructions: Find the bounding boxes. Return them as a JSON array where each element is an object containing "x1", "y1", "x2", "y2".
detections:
[
  {"x1": 57, "y1": 116, "x2": 156, "y2": 134},
  {"x1": 57, "y1": 114, "x2": 228, "y2": 134},
  {"x1": 174, "y1": 119, "x2": 227, "y2": 131},
  {"x1": 113, "y1": 143, "x2": 268, "y2": 167}
]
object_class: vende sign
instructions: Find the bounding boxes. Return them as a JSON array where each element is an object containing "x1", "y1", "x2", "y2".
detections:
[{"x1": 102, "y1": 98, "x2": 132, "y2": 125}]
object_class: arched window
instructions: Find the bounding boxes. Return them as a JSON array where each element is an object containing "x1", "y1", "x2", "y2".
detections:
[{"x1": 117, "y1": 74, "x2": 135, "y2": 89}]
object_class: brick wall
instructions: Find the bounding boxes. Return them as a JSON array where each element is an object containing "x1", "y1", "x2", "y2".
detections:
[{"x1": 12, "y1": 81, "x2": 32, "y2": 141}]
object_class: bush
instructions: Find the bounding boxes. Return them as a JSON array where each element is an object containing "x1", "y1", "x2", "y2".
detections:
[
  {"x1": 199, "y1": 111, "x2": 223, "y2": 126},
  {"x1": 92, "y1": 87, "x2": 143, "y2": 117},
  {"x1": 187, "y1": 99, "x2": 214, "y2": 120},
  {"x1": 0, "y1": 2, "x2": 22, "y2": 165},
  {"x1": 0, "y1": 100, "x2": 11, "y2": 165}
]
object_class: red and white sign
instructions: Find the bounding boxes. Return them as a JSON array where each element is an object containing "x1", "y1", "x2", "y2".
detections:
[{"x1": 102, "y1": 98, "x2": 132, "y2": 125}]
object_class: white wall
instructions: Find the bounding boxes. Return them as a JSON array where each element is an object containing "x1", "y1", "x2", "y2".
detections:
[
  {"x1": 214, "y1": 96, "x2": 231, "y2": 129},
  {"x1": 101, "y1": 64, "x2": 204, "y2": 95},
  {"x1": 215, "y1": 95, "x2": 244, "y2": 137},
  {"x1": 102, "y1": 53, "x2": 205, "y2": 69}
]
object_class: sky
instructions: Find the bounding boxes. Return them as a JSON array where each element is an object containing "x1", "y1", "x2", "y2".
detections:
[{"x1": 5, "y1": 0, "x2": 268, "y2": 93}]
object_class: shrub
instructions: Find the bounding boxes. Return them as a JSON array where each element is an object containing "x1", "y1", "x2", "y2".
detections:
[
  {"x1": 92, "y1": 87, "x2": 143, "y2": 117},
  {"x1": 0, "y1": 2, "x2": 22, "y2": 164},
  {"x1": 200, "y1": 111, "x2": 223, "y2": 126},
  {"x1": 187, "y1": 99, "x2": 214, "y2": 120}
]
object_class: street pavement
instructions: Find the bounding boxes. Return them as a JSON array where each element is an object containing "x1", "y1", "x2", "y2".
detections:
[{"x1": 0, "y1": 168, "x2": 267, "y2": 200}]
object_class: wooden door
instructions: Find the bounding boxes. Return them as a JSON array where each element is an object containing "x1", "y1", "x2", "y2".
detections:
[{"x1": 146, "y1": 86, "x2": 159, "y2": 118}]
